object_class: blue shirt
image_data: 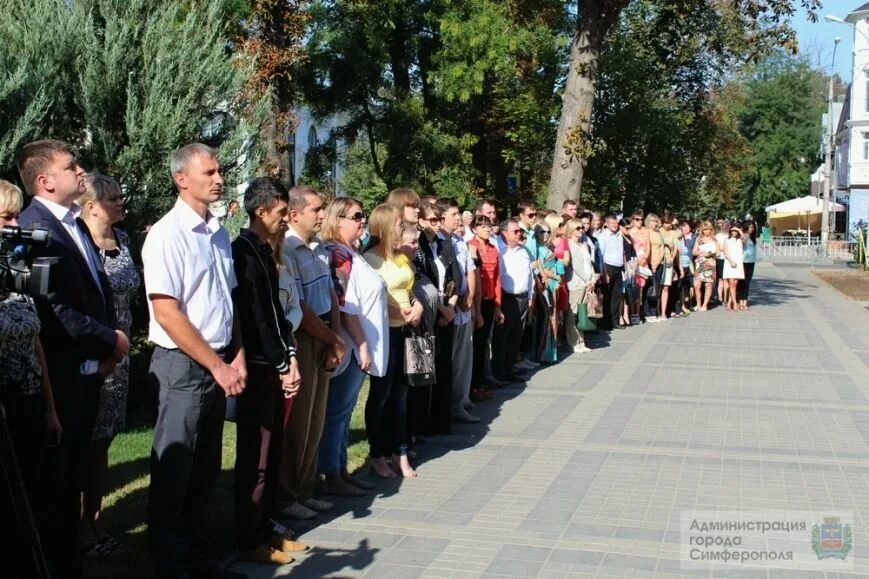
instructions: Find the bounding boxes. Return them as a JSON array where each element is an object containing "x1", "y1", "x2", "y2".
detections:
[
  {"x1": 597, "y1": 229, "x2": 624, "y2": 267},
  {"x1": 679, "y1": 233, "x2": 696, "y2": 267},
  {"x1": 743, "y1": 238, "x2": 757, "y2": 263}
]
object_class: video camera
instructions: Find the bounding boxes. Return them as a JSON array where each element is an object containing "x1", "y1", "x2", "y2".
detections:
[{"x1": 0, "y1": 226, "x2": 59, "y2": 298}]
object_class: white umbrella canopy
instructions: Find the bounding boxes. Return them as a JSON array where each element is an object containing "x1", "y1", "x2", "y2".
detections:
[{"x1": 765, "y1": 195, "x2": 845, "y2": 213}]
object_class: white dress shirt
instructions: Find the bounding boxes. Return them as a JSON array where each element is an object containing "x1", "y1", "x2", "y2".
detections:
[
  {"x1": 33, "y1": 197, "x2": 103, "y2": 292},
  {"x1": 498, "y1": 243, "x2": 533, "y2": 300},
  {"x1": 142, "y1": 198, "x2": 237, "y2": 350}
]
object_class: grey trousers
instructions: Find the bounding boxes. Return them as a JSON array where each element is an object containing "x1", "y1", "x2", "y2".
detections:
[
  {"x1": 148, "y1": 346, "x2": 226, "y2": 578},
  {"x1": 451, "y1": 319, "x2": 473, "y2": 413}
]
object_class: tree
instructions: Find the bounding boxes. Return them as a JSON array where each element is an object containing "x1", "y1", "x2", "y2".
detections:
[
  {"x1": 232, "y1": 0, "x2": 309, "y2": 184},
  {"x1": 0, "y1": 0, "x2": 266, "y2": 229},
  {"x1": 297, "y1": 0, "x2": 569, "y2": 205},
  {"x1": 581, "y1": 0, "x2": 751, "y2": 214},
  {"x1": 729, "y1": 53, "x2": 826, "y2": 217},
  {"x1": 546, "y1": 0, "x2": 822, "y2": 210}
]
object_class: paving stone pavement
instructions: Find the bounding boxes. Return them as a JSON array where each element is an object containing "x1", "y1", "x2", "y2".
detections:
[{"x1": 229, "y1": 263, "x2": 869, "y2": 578}]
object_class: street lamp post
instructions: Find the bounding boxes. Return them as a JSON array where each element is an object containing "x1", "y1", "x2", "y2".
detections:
[{"x1": 821, "y1": 36, "x2": 840, "y2": 245}]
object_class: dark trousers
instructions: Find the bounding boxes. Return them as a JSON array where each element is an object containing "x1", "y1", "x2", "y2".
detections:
[
  {"x1": 148, "y1": 347, "x2": 226, "y2": 579},
  {"x1": 234, "y1": 364, "x2": 283, "y2": 552},
  {"x1": 431, "y1": 324, "x2": 454, "y2": 434},
  {"x1": 492, "y1": 292, "x2": 529, "y2": 378},
  {"x1": 603, "y1": 264, "x2": 624, "y2": 329},
  {"x1": 1, "y1": 393, "x2": 49, "y2": 579},
  {"x1": 365, "y1": 327, "x2": 409, "y2": 457},
  {"x1": 472, "y1": 299, "x2": 496, "y2": 390},
  {"x1": 737, "y1": 262, "x2": 755, "y2": 301},
  {"x1": 40, "y1": 369, "x2": 100, "y2": 579}
]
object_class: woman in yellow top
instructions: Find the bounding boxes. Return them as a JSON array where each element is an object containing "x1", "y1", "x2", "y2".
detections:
[{"x1": 363, "y1": 204, "x2": 424, "y2": 478}]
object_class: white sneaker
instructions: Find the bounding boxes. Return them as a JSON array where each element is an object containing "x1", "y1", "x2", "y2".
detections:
[
  {"x1": 581, "y1": 346, "x2": 592, "y2": 352},
  {"x1": 302, "y1": 497, "x2": 333, "y2": 512},
  {"x1": 646, "y1": 316, "x2": 659, "y2": 323},
  {"x1": 573, "y1": 345, "x2": 587, "y2": 353},
  {"x1": 279, "y1": 501, "x2": 317, "y2": 520}
]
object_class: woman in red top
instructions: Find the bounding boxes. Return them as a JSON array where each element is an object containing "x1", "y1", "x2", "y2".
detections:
[{"x1": 468, "y1": 216, "x2": 502, "y2": 400}]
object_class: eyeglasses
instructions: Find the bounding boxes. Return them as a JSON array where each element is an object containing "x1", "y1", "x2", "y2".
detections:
[
  {"x1": 341, "y1": 211, "x2": 365, "y2": 222},
  {"x1": 424, "y1": 216, "x2": 440, "y2": 225},
  {"x1": 632, "y1": 217, "x2": 642, "y2": 222},
  {"x1": 525, "y1": 212, "x2": 537, "y2": 218},
  {"x1": 538, "y1": 229, "x2": 551, "y2": 234}
]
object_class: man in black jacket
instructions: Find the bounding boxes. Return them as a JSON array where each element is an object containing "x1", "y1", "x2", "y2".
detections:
[
  {"x1": 16, "y1": 139, "x2": 128, "y2": 578},
  {"x1": 231, "y1": 178, "x2": 306, "y2": 566}
]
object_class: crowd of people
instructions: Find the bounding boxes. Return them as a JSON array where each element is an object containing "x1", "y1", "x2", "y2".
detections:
[{"x1": 0, "y1": 139, "x2": 759, "y2": 579}]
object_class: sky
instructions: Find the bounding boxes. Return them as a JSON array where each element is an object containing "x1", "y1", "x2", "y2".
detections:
[{"x1": 792, "y1": 0, "x2": 862, "y2": 82}]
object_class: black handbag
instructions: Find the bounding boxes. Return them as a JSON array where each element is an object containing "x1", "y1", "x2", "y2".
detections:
[{"x1": 404, "y1": 326, "x2": 436, "y2": 386}]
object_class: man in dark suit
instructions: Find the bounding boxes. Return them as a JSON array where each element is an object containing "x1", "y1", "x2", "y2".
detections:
[{"x1": 16, "y1": 139, "x2": 128, "y2": 578}]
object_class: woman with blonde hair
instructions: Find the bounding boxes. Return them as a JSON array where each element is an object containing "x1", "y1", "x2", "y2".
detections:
[
  {"x1": 318, "y1": 197, "x2": 387, "y2": 494},
  {"x1": 78, "y1": 173, "x2": 140, "y2": 554},
  {"x1": 692, "y1": 221, "x2": 718, "y2": 311},
  {"x1": 386, "y1": 187, "x2": 421, "y2": 224},
  {"x1": 364, "y1": 205, "x2": 423, "y2": 478},
  {"x1": 565, "y1": 218, "x2": 597, "y2": 352}
]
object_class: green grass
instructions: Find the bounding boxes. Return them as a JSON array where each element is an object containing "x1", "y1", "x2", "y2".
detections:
[{"x1": 86, "y1": 380, "x2": 370, "y2": 579}]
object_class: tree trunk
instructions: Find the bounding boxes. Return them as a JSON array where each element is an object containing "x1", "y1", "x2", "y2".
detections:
[
  {"x1": 546, "y1": 0, "x2": 626, "y2": 210},
  {"x1": 260, "y1": 100, "x2": 292, "y2": 187}
]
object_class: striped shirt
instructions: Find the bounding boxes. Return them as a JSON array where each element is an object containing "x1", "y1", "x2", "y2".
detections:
[{"x1": 282, "y1": 227, "x2": 333, "y2": 316}]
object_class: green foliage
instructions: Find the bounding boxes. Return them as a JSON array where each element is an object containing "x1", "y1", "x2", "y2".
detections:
[
  {"x1": 300, "y1": 139, "x2": 336, "y2": 194},
  {"x1": 0, "y1": 0, "x2": 266, "y2": 229},
  {"x1": 728, "y1": 53, "x2": 826, "y2": 216},
  {"x1": 339, "y1": 135, "x2": 388, "y2": 213},
  {"x1": 582, "y1": 0, "x2": 751, "y2": 214},
  {"x1": 296, "y1": 0, "x2": 568, "y2": 204}
]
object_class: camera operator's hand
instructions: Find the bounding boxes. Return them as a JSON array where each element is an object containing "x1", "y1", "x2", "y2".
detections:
[
  {"x1": 45, "y1": 409, "x2": 62, "y2": 448},
  {"x1": 112, "y1": 330, "x2": 130, "y2": 362}
]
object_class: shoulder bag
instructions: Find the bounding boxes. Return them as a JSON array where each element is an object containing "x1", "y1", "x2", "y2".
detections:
[{"x1": 404, "y1": 326, "x2": 436, "y2": 387}]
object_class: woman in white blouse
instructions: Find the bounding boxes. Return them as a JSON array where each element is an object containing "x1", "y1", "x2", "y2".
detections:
[
  {"x1": 565, "y1": 217, "x2": 598, "y2": 353},
  {"x1": 317, "y1": 197, "x2": 389, "y2": 493}
]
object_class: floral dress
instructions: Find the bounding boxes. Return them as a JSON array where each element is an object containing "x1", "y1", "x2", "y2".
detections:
[
  {"x1": 92, "y1": 228, "x2": 140, "y2": 440},
  {"x1": 694, "y1": 237, "x2": 718, "y2": 284}
]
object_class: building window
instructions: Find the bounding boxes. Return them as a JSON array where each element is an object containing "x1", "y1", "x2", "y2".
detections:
[{"x1": 307, "y1": 126, "x2": 318, "y2": 150}]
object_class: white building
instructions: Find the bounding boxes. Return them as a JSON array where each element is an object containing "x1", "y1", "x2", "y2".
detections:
[
  {"x1": 833, "y1": 3, "x2": 869, "y2": 235},
  {"x1": 287, "y1": 106, "x2": 347, "y2": 194}
]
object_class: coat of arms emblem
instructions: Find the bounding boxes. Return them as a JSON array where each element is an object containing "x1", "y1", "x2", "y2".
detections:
[{"x1": 812, "y1": 517, "x2": 852, "y2": 560}]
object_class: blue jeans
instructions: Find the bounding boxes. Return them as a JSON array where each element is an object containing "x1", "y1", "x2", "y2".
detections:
[{"x1": 317, "y1": 355, "x2": 365, "y2": 475}]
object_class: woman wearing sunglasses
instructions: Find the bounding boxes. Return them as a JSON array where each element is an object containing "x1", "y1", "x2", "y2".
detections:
[{"x1": 319, "y1": 198, "x2": 389, "y2": 490}]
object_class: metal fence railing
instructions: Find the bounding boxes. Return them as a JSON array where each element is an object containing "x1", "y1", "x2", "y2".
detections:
[{"x1": 758, "y1": 237, "x2": 856, "y2": 263}]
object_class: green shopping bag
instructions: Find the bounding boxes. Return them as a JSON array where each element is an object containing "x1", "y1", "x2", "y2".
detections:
[{"x1": 576, "y1": 303, "x2": 597, "y2": 332}]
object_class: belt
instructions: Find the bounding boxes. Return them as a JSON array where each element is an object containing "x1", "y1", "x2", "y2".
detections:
[
  {"x1": 156, "y1": 345, "x2": 228, "y2": 356},
  {"x1": 502, "y1": 291, "x2": 527, "y2": 298}
]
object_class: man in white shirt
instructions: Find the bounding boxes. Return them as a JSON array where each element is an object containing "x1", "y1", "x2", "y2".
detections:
[
  {"x1": 16, "y1": 139, "x2": 128, "y2": 579},
  {"x1": 438, "y1": 198, "x2": 479, "y2": 424},
  {"x1": 142, "y1": 143, "x2": 246, "y2": 579},
  {"x1": 597, "y1": 214, "x2": 626, "y2": 330},
  {"x1": 492, "y1": 218, "x2": 534, "y2": 382}
]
